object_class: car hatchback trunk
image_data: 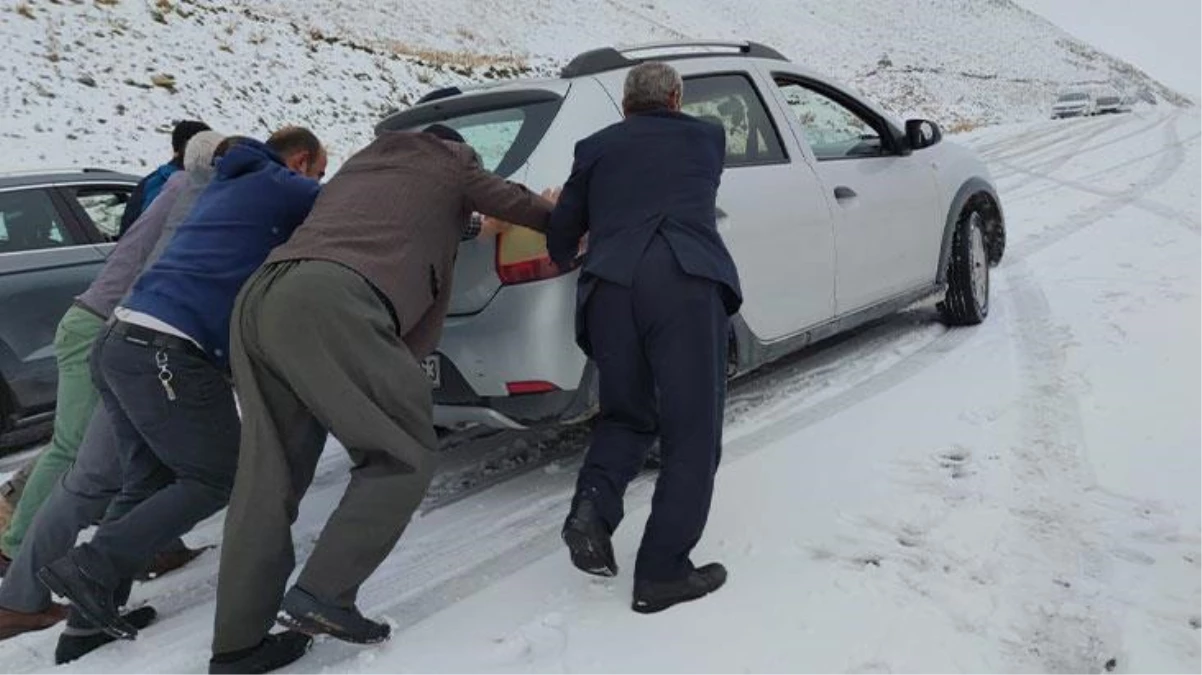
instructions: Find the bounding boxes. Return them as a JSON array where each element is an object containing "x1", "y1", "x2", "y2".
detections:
[{"x1": 376, "y1": 86, "x2": 568, "y2": 317}]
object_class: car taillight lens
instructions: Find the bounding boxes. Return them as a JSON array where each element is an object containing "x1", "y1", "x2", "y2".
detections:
[
  {"x1": 506, "y1": 380, "x2": 559, "y2": 396},
  {"x1": 495, "y1": 227, "x2": 566, "y2": 285}
]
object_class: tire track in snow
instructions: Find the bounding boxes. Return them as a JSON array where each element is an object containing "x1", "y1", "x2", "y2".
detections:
[
  {"x1": 990, "y1": 113, "x2": 1162, "y2": 187},
  {"x1": 996, "y1": 261, "x2": 1117, "y2": 673},
  {"x1": 976, "y1": 115, "x2": 1116, "y2": 165},
  {"x1": 1003, "y1": 111, "x2": 1192, "y2": 264},
  {"x1": 988, "y1": 113, "x2": 1131, "y2": 172}
]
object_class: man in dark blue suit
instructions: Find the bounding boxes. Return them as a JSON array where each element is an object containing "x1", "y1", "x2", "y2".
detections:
[{"x1": 547, "y1": 62, "x2": 742, "y2": 614}]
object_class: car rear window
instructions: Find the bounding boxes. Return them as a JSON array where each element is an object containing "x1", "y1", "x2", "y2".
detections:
[
  {"x1": 377, "y1": 90, "x2": 563, "y2": 178},
  {"x1": 1057, "y1": 93, "x2": 1088, "y2": 102}
]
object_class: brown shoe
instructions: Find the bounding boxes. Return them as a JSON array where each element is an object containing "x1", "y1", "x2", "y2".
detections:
[
  {"x1": 137, "y1": 545, "x2": 212, "y2": 581},
  {"x1": 0, "y1": 603, "x2": 69, "y2": 640}
]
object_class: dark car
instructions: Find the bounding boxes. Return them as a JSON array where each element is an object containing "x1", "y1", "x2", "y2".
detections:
[{"x1": 0, "y1": 169, "x2": 137, "y2": 450}]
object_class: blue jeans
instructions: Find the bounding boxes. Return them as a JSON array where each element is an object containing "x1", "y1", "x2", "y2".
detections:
[{"x1": 69, "y1": 326, "x2": 238, "y2": 588}]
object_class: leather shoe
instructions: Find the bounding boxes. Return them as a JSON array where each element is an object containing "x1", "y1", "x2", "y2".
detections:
[
  {"x1": 276, "y1": 586, "x2": 390, "y2": 644},
  {"x1": 562, "y1": 496, "x2": 618, "y2": 577},
  {"x1": 632, "y1": 562, "x2": 727, "y2": 614},
  {"x1": 36, "y1": 556, "x2": 137, "y2": 640},
  {"x1": 209, "y1": 631, "x2": 312, "y2": 674},
  {"x1": 0, "y1": 603, "x2": 68, "y2": 640}
]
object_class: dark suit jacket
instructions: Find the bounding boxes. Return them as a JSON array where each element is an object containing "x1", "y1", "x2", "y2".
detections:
[{"x1": 547, "y1": 109, "x2": 743, "y2": 354}]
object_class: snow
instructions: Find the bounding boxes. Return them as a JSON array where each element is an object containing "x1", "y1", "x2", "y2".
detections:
[
  {"x1": 0, "y1": 107, "x2": 1196, "y2": 673},
  {"x1": 0, "y1": 0, "x2": 1192, "y2": 174}
]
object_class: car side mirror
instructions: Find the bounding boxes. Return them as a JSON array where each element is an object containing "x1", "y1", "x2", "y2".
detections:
[{"x1": 905, "y1": 119, "x2": 942, "y2": 150}]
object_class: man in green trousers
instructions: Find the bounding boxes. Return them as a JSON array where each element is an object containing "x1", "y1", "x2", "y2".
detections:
[{"x1": 0, "y1": 129, "x2": 221, "y2": 578}]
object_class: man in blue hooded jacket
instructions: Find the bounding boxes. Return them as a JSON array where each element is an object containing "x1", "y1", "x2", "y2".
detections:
[{"x1": 36, "y1": 127, "x2": 326, "y2": 647}]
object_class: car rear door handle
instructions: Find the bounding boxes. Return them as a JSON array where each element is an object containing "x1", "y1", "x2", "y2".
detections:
[{"x1": 834, "y1": 186, "x2": 857, "y2": 202}]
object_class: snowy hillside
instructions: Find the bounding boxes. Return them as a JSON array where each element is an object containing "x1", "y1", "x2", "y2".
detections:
[{"x1": 0, "y1": 0, "x2": 1192, "y2": 172}]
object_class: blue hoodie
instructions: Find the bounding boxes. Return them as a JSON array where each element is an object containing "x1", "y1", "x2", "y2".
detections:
[{"x1": 124, "y1": 141, "x2": 320, "y2": 367}]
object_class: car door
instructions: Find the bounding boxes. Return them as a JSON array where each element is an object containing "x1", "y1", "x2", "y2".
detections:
[
  {"x1": 0, "y1": 187, "x2": 107, "y2": 424},
  {"x1": 767, "y1": 72, "x2": 941, "y2": 315},
  {"x1": 627, "y1": 62, "x2": 836, "y2": 342}
]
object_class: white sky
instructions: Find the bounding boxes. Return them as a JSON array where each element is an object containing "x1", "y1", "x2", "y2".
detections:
[{"x1": 1013, "y1": 0, "x2": 1201, "y2": 98}]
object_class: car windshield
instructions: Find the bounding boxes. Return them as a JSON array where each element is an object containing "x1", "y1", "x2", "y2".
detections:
[
  {"x1": 378, "y1": 92, "x2": 563, "y2": 178},
  {"x1": 1057, "y1": 93, "x2": 1088, "y2": 102}
]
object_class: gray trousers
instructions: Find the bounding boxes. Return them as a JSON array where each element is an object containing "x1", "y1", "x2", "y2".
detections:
[
  {"x1": 212, "y1": 260, "x2": 438, "y2": 654},
  {"x1": 0, "y1": 407, "x2": 147, "y2": 613}
]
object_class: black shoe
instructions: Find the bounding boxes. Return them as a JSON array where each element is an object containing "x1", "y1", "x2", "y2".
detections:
[
  {"x1": 276, "y1": 586, "x2": 390, "y2": 644},
  {"x1": 36, "y1": 556, "x2": 137, "y2": 640},
  {"x1": 562, "y1": 497, "x2": 618, "y2": 577},
  {"x1": 209, "y1": 631, "x2": 313, "y2": 674},
  {"x1": 55, "y1": 606, "x2": 158, "y2": 664},
  {"x1": 632, "y1": 562, "x2": 727, "y2": 614}
]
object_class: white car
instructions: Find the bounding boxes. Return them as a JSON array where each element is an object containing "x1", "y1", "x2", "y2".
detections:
[
  {"x1": 1051, "y1": 91, "x2": 1096, "y2": 118},
  {"x1": 378, "y1": 40, "x2": 1007, "y2": 430}
]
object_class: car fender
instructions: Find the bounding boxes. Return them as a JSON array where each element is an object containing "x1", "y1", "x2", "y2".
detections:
[{"x1": 936, "y1": 177, "x2": 1004, "y2": 283}]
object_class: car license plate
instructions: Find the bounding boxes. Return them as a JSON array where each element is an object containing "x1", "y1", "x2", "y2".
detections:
[{"x1": 421, "y1": 355, "x2": 441, "y2": 388}]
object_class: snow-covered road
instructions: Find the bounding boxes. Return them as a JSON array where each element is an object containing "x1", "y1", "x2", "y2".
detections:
[{"x1": 2, "y1": 108, "x2": 1198, "y2": 674}]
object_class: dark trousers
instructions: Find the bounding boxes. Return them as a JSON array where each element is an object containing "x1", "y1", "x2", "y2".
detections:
[
  {"x1": 574, "y1": 235, "x2": 728, "y2": 582},
  {"x1": 213, "y1": 260, "x2": 438, "y2": 655},
  {"x1": 69, "y1": 327, "x2": 239, "y2": 590}
]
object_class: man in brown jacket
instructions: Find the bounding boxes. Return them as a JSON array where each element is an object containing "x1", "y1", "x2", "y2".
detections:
[{"x1": 209, "y1": 125, "x2": 555, "y2": 674}]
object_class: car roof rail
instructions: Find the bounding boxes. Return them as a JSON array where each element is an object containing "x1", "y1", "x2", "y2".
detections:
[
  {"x1": 561, "y1": 40, "x2": 787, "y2": 78},
  {"x1": 416, "y1": 86, "x2": 463, "y2": 104},
  {"x1": 0, "y1": 167, "x2": 113, "y2": 178}
]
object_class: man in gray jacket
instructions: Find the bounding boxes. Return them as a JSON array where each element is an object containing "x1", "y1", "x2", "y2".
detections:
[
  {"x1": 209, "y1": 125, "x2": 555, "y2": 673},
  {"x1": 0, "y1": 133, "x2": 242, "y2": 664}
]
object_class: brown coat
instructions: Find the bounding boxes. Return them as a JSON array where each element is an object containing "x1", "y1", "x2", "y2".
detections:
[{"x1": 266, "y1": 131, "x2": 553, "y2": 357}]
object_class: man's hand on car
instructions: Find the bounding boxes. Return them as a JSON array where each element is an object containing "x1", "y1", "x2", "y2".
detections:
[
  {"x1": 478, "y1": 214, "x2": 512, "y2": 238},
  {"x1": 477, "y1": 187, "x2": 562, "y2": 239}
]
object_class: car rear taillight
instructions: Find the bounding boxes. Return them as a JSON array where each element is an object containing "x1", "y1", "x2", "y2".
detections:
[
  {"x1": 506, "y1": 380, "x2": 559, "y2": 396},
  {"x1": 495, "y1": 227, "x2": 566, "y2": 285}
]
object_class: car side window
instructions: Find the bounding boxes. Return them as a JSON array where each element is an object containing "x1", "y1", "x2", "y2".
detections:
[
  {"x1": 68, "y1": 187, "x2": 131, "y2": 241},
  {"x1": 0, "y1": 189, "x2": 77, "y2": 253},
  {"x1": 681, "y1": 74, "x2": 787, "y2": 167},
  {"x1": 775, "y1": 80, "x2": 887, "y2": 161}
]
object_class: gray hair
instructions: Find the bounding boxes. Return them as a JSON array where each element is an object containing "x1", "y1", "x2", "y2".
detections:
[
  {"x1": 183, "y1": 130, "x2": 225, "y2": 173},
  {"x1": 622, "y1": 62, "x2": 683, "y2": 113}
]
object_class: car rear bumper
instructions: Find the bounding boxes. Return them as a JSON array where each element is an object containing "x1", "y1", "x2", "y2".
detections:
[
  {"x1": 433, "y1": 404, "x2": 525, "y2": 430},
  {"x1": 430, "y1": 273, "x2": 592, "y2": 429}
]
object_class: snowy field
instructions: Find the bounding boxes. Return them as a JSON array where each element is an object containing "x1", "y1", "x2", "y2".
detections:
[{"x1": 0, "y1": 107, "x2": 1197, "y2": 673}]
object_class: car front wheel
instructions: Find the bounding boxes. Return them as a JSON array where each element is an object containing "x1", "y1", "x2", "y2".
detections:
[{"x1": 938, "y1": 209, "x2": 989, "y2": 326}]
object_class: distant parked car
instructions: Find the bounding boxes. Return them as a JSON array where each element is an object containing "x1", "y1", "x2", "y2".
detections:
[
  {"x1": 1051, "y1": 91, "x2": 1096, "y2": 118},
  {"x1": 377, "y1": 40, "x2": 1007, "y2": 431},
  {"x1": 1095, "y1": 92, "x2": 1125, "y2": 114},
  {"x1": 0, "y1": 169, "x2": 136, "y2": 449}
]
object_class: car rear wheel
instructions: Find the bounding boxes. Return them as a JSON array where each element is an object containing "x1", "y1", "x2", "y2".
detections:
[{"x1": 938, "y1": 208, "x2": 989, "y2": 326}]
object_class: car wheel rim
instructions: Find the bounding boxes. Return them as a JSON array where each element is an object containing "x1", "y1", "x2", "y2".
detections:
[{"x1": 969, "y1": 213, "x2": 988, "y2": 308}]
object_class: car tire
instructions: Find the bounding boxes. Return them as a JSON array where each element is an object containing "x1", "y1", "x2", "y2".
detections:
[{"x1": 938, "y1": 208, "x2": 989, "y2": 326}]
